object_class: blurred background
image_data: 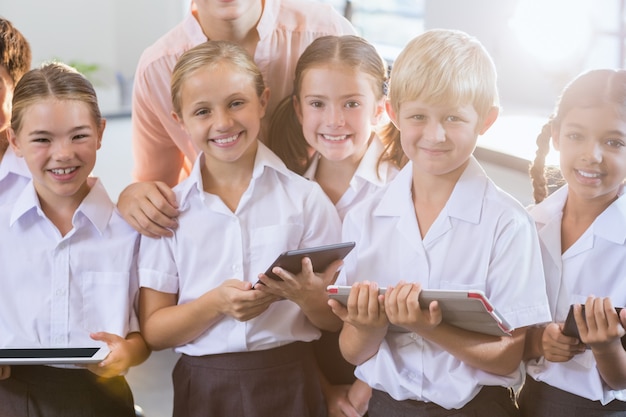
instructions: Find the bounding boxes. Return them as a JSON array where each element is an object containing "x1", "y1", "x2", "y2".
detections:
[{"x1": 1, "y1": 1, "x2": 624, "y2": 415}]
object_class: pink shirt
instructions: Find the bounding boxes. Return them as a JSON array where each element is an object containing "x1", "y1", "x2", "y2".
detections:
[{"x1": 131, "y1": 0, "x2": 356, "y2": 186}]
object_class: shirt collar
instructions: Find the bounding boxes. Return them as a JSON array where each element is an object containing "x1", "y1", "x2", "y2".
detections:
[
  {"x1": 0, "y1": 147, "x2": 31, "y2": 182},
  {"x1": 530, "y1": 184, "x2": 626, "y2": 245},
  {"x1": 10, "y1": 177, "x2": 114, "y2": 235},
  {"x1": 303, "y1": 135, "x2": 394, "y2": 187},
  {"x1": 374, "y1": 156, "x2": 487, "y2": 224},
  {"x1": 177, "y1": 141, "x2": 293, "y2": 206}
]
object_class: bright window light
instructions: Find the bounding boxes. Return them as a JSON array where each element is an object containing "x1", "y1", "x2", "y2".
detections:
[{"x1": 509, "y1": 0, "x2": 592, "y2": 69}]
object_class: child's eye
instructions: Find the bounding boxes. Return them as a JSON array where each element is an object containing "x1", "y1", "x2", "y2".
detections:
[
  {"x1": 606, "y1": 138, "x2": 626, "y2": 148},
  {"x1": 230, "y1": 100, "x2": 245, "y2": 109},
  {"x1": 445, "y1": 115, "x2": 463, "y2": 122},
  {"x1": 32, "y1": 137, "x2": 50, "y2": 143},
  {"x1": 565, "y1": 132, "x2": 583, "y2": 141},
  {"x1": 309, "y1": 101, "x2": 324, "y2": 108},
  {"x1": 410, "y1": 114, "x2": 426, "y2": 121},
  {"x1": 345, "y1": 101, "x2": 360, "y2": 109},
  {"x1": 72, "y1": 133, "x2": 89, "y2": 141},
  {"x1": 194, "y1": 108, "x2": 209, "y2": 117}
]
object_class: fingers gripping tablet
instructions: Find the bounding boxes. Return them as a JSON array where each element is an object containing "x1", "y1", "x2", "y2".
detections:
[{"x1": 262, "y1": 242, "x2": 356, "y2": 281}]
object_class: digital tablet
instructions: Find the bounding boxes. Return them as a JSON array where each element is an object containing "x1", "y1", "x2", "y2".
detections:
[
  {"x1": 261, "y1": 242, "x2": 356, "y2": 281},
  {"x1": 562, "y1": 304, "x2": 626, "y2": 348},
  {"x1": 0, "y1": 346, "x2": 110, "y2": 365},
  {"x1": 327, "y1": 285, "x2": 514, "y2": 337}
]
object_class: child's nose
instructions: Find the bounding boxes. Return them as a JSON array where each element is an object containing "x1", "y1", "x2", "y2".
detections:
[
  {"x1": 582, "y1": 141, "x2": 603, "y2": 163},
  {"x1": 52, "y1": 140, "x2": 75, "y2": 160},
  {"x1": 214, "y1": 108, "x2": 234, "y2": 130},
  {"x1": 326, "y1": 105, "x2": 345, "y2": 128},
  {"x1": 423, "y1": 121, "x2": 445, "y2": 143}
]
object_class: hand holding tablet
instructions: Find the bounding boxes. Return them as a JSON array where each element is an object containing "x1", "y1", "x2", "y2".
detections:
[
  {"x1": 0, "y1": 346, "x2": 109, "y2": 365},
  {"x1": 327, "y1": 285, "x2": 513, "y2": 337},
  {"x1": 255, "y1": 242, "x2": 355, "y2": 287}
]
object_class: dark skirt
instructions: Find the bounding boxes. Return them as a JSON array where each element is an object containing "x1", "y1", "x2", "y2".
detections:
[
  {"x1": 0, "y1": 365, "x2": 135, "y2": 417},
  {"x1": 172, "y1": 341, "x2": 327, "y2": 417},
  {"x1": 368, "y1": 386, "x2": 519, "y2": 417},
  {"x1": 519, "y1": 376, "x2": 626, "y2": 417}
]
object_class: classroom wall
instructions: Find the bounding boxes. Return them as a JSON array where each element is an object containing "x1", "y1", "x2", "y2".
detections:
[{"x1": 0, "y1": 0, "x2": 184, "y2": 113}]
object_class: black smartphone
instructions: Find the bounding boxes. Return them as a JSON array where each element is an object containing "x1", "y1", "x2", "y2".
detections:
[
  {"x1": 562, "y1": 304, "x2": 624, "y2": 340},
  {"x1": 261, "y1": 242, "x2": 355, "y2": 281}
]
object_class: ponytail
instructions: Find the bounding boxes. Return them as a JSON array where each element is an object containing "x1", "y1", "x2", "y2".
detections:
[
  {"x1": 267, "y1": 95, "x2": 310, "y2": 174},
  {"x1": 377, "y1": 121, "x2": 408, "y2": 171},
  {"x1": 529, "y1": 121, "x2": 553, "y2": 204}
]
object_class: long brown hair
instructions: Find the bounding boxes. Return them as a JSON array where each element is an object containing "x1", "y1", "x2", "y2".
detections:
[{"x1": 267, "y1": 35, "x2": 388, "y2": 174}]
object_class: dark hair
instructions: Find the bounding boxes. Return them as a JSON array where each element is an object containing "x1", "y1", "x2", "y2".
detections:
[
  {"x1": 11, "y1": 62, "x2": 101, "y2": 134},
  {"x1": 0, "y1": 17, "x2": 31, "y2": 85},
  {"x1": 267, "y1": 35, "x2": 388, "y2": 174},
  {"x1": 529, "y1": 69, "x2": 626, "y2": 203}
]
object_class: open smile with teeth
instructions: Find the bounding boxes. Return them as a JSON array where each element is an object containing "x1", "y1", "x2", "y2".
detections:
[
  {"x1": 321, "y1": 134, "x2": 348, "y2": 141},
  {"x1": 576, "y1": 169, "x2": 602, "y2": 178},
  {"x1": 50, "y1": 167, "x2": 77, "y2": 175},
  {"x1": 212, "y1": 133, "x2": 239, "y2": 144}
]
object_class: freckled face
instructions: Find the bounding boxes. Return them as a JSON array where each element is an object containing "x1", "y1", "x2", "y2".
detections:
[{"x1": 554, "y1": 104, "x2": 626, "y2": 204}]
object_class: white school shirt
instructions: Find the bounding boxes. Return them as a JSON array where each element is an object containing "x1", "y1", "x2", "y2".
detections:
[
  {"x1": 0, "y1": 178, "x2": 140, "y2": 350},
  {"x1": 0, "y1": 147, "x2": 31, "y2": 206},
  {"x1": 138, "y1": 142, "x2": 342, "y2": 356},
  {"x1": 303, "y1": 135, "x2": 399, "y2": 220},
  {"x1": 526, "y1": 185, "x2": 626, "y2": 404},
  {"x1": 338, "y1": 157, "x2": 552, "y2": 410}
]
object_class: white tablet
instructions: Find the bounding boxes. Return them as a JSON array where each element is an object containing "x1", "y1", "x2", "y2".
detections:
[
  {"x1": 327, "y1": 285, "x2": 514, "y2": 337},
  {"x1": 0, "y1": 346, "x2": 110, "y2": 365}
]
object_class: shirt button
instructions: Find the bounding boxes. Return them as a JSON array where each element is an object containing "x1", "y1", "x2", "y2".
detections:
[{"x1": 55, "y1": 288, "x2": 66, "y2": 296}]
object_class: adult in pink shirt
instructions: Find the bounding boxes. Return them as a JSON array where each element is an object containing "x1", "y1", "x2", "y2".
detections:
[{"x1": 119, "y1": 0, "x2": 355, "y2": 236}]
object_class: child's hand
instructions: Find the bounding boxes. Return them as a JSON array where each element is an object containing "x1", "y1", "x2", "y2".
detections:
[
  {"x1": 384, "y1": 282, "x2": 442, "y2": 333},
  {"x1": 216, "y1": 279, "x2": 281, "y2": 321},
  {"x1": 117, "y1": 181, "x2": 179, "y2": 238},
  {"x1": 86, "y1": 332, "x2": 135, "y2": 378},
  {"x1": 324, "y1": 383, "x2": 361, "y2": 417},
  {"x1": 256, "y1": 257, "x2": 342, "y2": 305},
  {"x1": 576, "y1": 297, "x2": 625, "y2": 352},
  {"x1": 542, "y1": 322, "x2": 585, "y2": 362},
  {"x1": 330, "y1": 281, "x2": 388, "y2": 331},
  {"x1": 0, "y1": 365, "x2": 10, "y2": 380}
]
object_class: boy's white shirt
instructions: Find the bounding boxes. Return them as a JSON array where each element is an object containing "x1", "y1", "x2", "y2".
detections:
[
  {"x1": 0, "y1": 146, "x2": 31, "y2": 206},
  {"x1": 338, "y1": 156, "x2": 551, "y2": 409},
  {"x1": 138, "y1": 142, "x2": 342, "y2": 356},
  {"x1": 303, "y1": 134, "x2": 398, "y2": 220},
  {"x1": 0, "y1": 177, "x2": 140, "y2": 349},
  {"x1": 526, "y1": 184, "x2": 626, "y2": 404}
]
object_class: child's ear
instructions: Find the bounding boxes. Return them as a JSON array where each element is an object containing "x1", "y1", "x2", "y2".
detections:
[
  {"x1": 477, "y1": 106, "x2": 499, "y2": 135},
  {"x1": 6, "y1": 127, "x2": 23, "y2": 158},
  {"x1": 293, "y1": 95, "x2": 303, "y2": 125},
  {"x1": 96, "y1": 118, "x2": 106, "y2": 150},
  {"x1": 385, "y1": 100, "x2": 399, "y2": 129},
  {"x1": 371, "y1": 98, "x2": 387, "y2": 126},
  {"x1": 258, "y1": 87, "x2": 271, "y2": 118}
]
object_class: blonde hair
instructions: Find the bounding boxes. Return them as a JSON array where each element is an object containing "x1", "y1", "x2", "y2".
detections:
[
  {"x1": 171, "y1": 40, "x2": 265, "y2": 118},
  {"x1": 268, "y1": 35, "x2": 389, "y2": 174},
  {"x1": 381, "y1": 29, "x2": 499, "y2": 166},
  {"x1": 530, "y1": 69, "x2": 626, "y2": 203},
  {"x1": 11, "y1": 62, "x2": 101, "y2": 134}
]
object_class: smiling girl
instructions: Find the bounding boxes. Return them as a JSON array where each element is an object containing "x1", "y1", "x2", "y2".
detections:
[{"x1": 137, "y1": 40, "x2": 343, "y2": 417}]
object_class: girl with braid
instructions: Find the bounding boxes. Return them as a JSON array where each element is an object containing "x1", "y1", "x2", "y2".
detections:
[{"x1": 521, "y1": 69, "x2": 626, "y2": 416}]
